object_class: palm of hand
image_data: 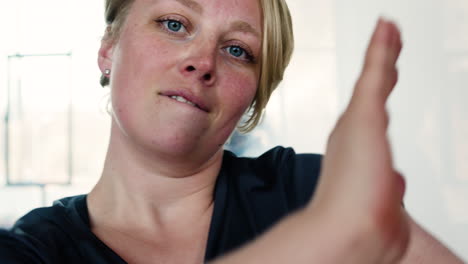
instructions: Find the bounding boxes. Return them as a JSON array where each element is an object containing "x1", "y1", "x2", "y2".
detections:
[{"x1": 310, "y1": 19, "x2": 410, "y2": 263}]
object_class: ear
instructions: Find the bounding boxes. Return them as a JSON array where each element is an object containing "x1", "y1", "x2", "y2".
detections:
[{"x1": 98, "y1": 27, "x2": 115, "y2": 74}]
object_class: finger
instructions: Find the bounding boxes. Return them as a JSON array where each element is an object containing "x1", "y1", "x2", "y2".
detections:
[
  {"x1": 352, "y1": 18, "x2": 403, "y2": 106},
  {"x1": 364, "y1": 19, "x2": 402, "y2": 72},
  {"x1": 393, "y1": 170, "x2": 406, "y2": 203}
]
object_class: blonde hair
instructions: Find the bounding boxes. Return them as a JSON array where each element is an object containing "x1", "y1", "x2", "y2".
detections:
[
  {"x1": 242, "y1": 0, "x2": 294, "y2": 132},
  {"x1": 101, "y1": 0, "x2": 294, "y2": 132}
]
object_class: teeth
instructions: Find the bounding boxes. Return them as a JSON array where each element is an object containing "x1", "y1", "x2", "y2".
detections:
[{"x1": 170, "y1": 96, "x2": 197, "y2": 107}]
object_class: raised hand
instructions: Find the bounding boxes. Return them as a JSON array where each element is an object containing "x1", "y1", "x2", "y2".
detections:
[
  {"x1": 308, "y1": 18, "x2": 409, "y2": 263},
  {"x1": 211, "y1": 18, "x2": 411, "y2": 264}
]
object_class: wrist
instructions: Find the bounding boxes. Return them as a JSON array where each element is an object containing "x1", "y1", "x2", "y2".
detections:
[{"x1": 303, "y1": 201, "x2": 409, "y2": 264}]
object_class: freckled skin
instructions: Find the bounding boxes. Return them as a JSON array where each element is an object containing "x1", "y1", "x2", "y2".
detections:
[{"x1": 101, "y1": 0, "x2": 263, "y2": 166}]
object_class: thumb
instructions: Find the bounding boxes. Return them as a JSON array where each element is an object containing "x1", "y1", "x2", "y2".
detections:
[{"x1": 352, "y1": 18, "x2": 403, "y2": 107}]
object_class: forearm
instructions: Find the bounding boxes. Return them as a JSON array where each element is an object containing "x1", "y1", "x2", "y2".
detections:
[
  {"x1": 209, "y1": 207, "x2": 390, "y2": 264},
  {"x1": 209, "y1": 209, "x2": 339, "y2": 264},
  {"x1": 399, "y1": 213, "x2": 465, "y2": 264}
]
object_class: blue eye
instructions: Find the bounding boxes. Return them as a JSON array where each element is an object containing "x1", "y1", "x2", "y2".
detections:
[
  {"x1": 225, "y1": 45, "x2": 256, "y2": 63},
  {"x1": 165, "y1": 20, "x2": 183, "y2": 32},
  {"x1": 228, "y1": 46, "x2": 245, "y2": 57},
  {"x1": 156, "y1": 18, "x2": 189, "y2": 35}
]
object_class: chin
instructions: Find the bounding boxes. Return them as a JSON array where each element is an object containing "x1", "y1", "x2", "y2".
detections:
[
  {"x1": 143, "y1": 128, "x2": 220, "y2": 160},
  {"x1": 113, "y1": 113, "x2": 231, "y2": 163}
]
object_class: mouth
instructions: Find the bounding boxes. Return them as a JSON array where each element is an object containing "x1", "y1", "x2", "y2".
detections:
[
  {"x1": 160, "y1": 92, "x2": 210, "y2": 113},
  {"x1": 169, "y1": 95, "x2": 199, "y2": 108}
]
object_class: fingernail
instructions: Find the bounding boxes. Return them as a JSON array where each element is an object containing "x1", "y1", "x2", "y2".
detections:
[
  {"x1": 377, "y1": 17, "x2": 385, "y2": 29},
  {"x1": 375, "y1": 18, "x2": 392, "y2": 46}
]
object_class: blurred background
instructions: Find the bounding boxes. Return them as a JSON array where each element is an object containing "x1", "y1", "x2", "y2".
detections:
[{"x1": 0, "y1": 0, "x2": 467, "y2": 260}]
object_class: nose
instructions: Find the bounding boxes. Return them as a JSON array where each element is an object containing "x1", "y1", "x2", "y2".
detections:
[{"x1": 179, "y1": 45, "x2": 217, "y2": 86}]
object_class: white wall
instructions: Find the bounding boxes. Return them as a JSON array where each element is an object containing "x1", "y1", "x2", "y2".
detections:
[
  {"x1": 334, "y1": 0, "x2": 468, "y2": 259},
  {"x1": 0, "y1": 0, "x2": 109, "y2": 225},
  {"x1": 256, "y1": 0, "x2": 468, "y2": 260}
]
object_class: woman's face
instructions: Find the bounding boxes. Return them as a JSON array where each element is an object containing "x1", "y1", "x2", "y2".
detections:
[{"x1": 99, "y1": 0, "x2": 262, "y2": 161}]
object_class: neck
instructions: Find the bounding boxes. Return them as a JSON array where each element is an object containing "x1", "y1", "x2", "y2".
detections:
[{"x1": 88, "y1": 123, "x2": 223, "y2": 235}]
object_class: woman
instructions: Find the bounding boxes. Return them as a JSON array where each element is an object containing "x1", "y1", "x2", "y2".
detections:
[{"x1": 0, "y1": 0, "x2": 464, "y2": 263}]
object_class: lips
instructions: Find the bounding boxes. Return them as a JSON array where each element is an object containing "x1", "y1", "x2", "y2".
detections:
[{"x1": 159, "y1": 90, "x2": 210, "y2": 112}]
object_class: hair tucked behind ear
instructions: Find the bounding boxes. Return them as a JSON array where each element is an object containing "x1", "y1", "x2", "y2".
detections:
[{"x1": 100, "y1": 0, "x2": 134, "y2": 87}]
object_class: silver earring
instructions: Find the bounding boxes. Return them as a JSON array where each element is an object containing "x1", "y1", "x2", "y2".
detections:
[{"x1": 104, "y1": 69, "x2": 111, "y2": 75}]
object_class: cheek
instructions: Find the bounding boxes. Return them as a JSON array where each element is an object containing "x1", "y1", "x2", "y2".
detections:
[
  {"x1": 109, "y1": 83, "x2": 141, "y2": 133},
  {"x1": 116, "y1": 38, "x2": 173, "y2": 81},
  {"x1": 221, "y1": 70, "x2": 258, "y2": 116},
  {"x1": 213, "y1": 72, "x2": 257, "y2": 144},
  {"x1": 110, "y1": 34, "x2": 175, "y2": 112}
]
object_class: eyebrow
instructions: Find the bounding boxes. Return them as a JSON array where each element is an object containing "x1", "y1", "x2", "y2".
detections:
[
  {"x1": 229, "y1": 21, "x2": 261, "y2": 38},
  {"x1": 174, "y1": 0, "x2": 203, "y2": 14}
]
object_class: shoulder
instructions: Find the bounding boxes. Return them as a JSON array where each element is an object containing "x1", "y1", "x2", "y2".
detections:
[
  {"x1": 209, "y1": 146, "x2": 323, "y2": 253},
  {"x1": 225, "y1": 146, "x2": 322, "y2": 171},
  {"x1": 223, "y1": 146, "x2": 323, "y2": 211},
  {"x1": 11, "y1": 195, "x2": 88, "y2": 240},
  {"x1": 254, "y1": 146, "x2": 322, "y2": 176},
  {"x1": 0, "y1": 195, "x2": 88, "y2": 263}
]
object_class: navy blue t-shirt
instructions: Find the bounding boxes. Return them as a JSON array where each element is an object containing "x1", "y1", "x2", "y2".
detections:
[{"x1": 0, "y1": 147, "x2": 322, "y2": 263}]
